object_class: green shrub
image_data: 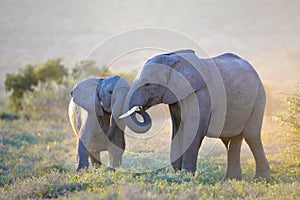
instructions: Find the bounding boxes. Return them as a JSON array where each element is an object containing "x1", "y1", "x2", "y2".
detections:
[
  {"x1": 71, "y1": 60, "x2": 138, "y2": 83},
  {"x1": 274, "y1": 83, "x2": 300, "y2": 154},
  {"x1": 5, "y1": 65, "x2": 38, "y2": 111},
  {"x1": 19, "y1": 60, "x2": 116, "y2": 122},
  {"x1": 4, "y1": 58, "x2": 138, "y2": 121},
  {"x1": 21, "y1": 78, "x2": 74, "y2": 122},
  {"x1": 71, "y1": 60, "x2": 109, "y2": 80},
  {"x1": 35, "y1": 58, "x2": 68, "y2": 83},
  {"x1": 4, "y1": 59, "x2": 68, "y2": 111},
  {"x1": 275, "y1": 83, "x2": 300, "y2": 134}
]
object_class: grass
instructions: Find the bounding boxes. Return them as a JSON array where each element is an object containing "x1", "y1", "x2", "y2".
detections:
[{"x1": 0, "y1": 117, "x2": 299, "y2": 199}]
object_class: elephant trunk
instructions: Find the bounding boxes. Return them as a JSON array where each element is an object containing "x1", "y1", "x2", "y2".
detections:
[
  {"x1": 108, "y1": 80, "x2": 152, "y2": 135},
  {"x1": 105, "y1": 117, "x2": 117, "y2": 139}
]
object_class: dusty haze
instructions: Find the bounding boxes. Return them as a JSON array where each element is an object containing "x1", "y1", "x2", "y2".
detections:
[
  {"x1": 0, "y1": 1, "x2": 299, "y2": 186},
  {"x1": 1, "y1": 0, "x2": 299, "y2": 99}
]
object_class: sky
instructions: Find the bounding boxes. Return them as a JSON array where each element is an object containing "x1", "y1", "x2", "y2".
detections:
[{"x1": 0, "y1": 0, "x2": 299, "y2": 97}]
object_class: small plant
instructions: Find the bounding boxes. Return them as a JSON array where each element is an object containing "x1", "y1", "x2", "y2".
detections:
[{"x1": 274, "y1": 83, "x2": 300, "y2": 156}]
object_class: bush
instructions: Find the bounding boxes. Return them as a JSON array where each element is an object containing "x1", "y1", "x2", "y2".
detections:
[
  {"x1": 71, "y1": 60, "x2": 107, "y2": 80},
  {"x1": 4, "y1": 58, "x2": 139, "y2": 121},
  {"x1": 35, "y1": 58, "x2": 68, "y2": 83},
  {"x1": 71, "y1": 60, "x2": 138, "y2": 83},
  {"x1": 5, "y1": 65, "x2": 38, "y2": 111},
  {"x1": 19, "y1": 60, "x2": 115, "y2": 121},
  {"x1": 4, "y1": 59, "x2": 68, "y2": 111},
  {"x1": 21, "y1": 78, "x2": 74, "y2": 122},
  {"x1": 274, "y1": 83, "x2": 300, "y2": 154}
]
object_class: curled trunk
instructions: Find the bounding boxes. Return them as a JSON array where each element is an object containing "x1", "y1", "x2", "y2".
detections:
[{"x1": 106, "y1": 79, "x2": 152, "y2": 136}]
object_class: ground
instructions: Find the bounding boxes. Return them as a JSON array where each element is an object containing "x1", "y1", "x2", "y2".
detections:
[{"x1": 0, "y1": 117, "x2": 299, "y2": 199}]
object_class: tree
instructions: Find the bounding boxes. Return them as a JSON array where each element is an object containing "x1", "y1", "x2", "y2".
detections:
[
  {"x1": 5, "y1": 65, "x2": 38, "y2": 111},
  {"x1": 35, "y1": 58, "x2": 68, "y2": 83},
  {"x1": 4, "y1": 59, "x2": 68, "y2": 111},
  {"x1": 4, "y1": 58, "x2": 135, "y2": 113},
  {"x1": 71, "y1": 60, "x2": 114, "y2": 80}
]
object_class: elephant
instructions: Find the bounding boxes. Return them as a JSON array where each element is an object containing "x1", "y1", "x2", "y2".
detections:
[
  {"x1": 68, "y1": 76, "x2": 151, "y2": 171},
  {"x1": 119, "y1": 49, "x2": 271, "y2": 181}
]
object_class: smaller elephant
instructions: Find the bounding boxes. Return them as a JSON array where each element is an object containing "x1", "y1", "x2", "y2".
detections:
[{"x1": 68, "y1": 76, "x2": 129, "y2": 171}]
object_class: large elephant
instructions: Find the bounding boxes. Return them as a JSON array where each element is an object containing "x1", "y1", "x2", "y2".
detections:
[
  {"x1": 68, "y1": 76, "x2": 151, "y2": 171},
  {"x1": 120, "y1": 50, "x2": 271, "y2": 181}
]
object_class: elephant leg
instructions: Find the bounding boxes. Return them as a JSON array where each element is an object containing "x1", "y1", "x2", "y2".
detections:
[
  {"x1": 169, "y1": 103, "x2": 183, "y2": 171},
  {"x1": 180, "y1": 91, "x2": 210, "y2": 173},
  {"x1": 107, "y1": 127, "x2": 125, "y2": 168},
  {"x1": 108, "y1": 139, "x2": 125, "y2": 169},
  {"x1": 108, "y1": 149, "x2": 123, "y2": 168},
  {"x1": 76, "y1": 139, "x2": 89, "y2": 171},
  {"x1": 171, "y1": 127, "x2": 183, "y2": 171},
  {"x1": 244, "y1": 136, "x2": 271, "y2": 181},
  {"x1": 181, "y1": 131, "x2": 204, "y2": 173},
  {"x1": 221, "y1": 134, "x2": 243, "y2": 180},
  {"x1": 243, "y1": 89, "x2": 271, "y2": 181},
  {"x1": 89, "y1": 151, "x2": 102, "y2": 168}
]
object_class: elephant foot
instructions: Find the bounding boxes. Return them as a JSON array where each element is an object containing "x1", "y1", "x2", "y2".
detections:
[
  {"x1": 89, "y1": 151, "x2": 102, "y2": 169},
  {"x1": 181, "y1": 161, "x2": 197, "y2": 174},
  {"x1": 91, "y1": 161, "x2": 102, "y2": 169},
  {"x1": 180, "y1": 167, "x2": 196, "y2": 175},
  {"x1": 108, "y1": 167, "x2": 116, "y2": 172},
  {"x1": 76, "y1": 163, "x2": 89, "y2": 172},
  {"x1": 90, "y1": 156, "x2": 102, "y2": 168},
  {"x1": 254, "y1": 165, "x2": 271, "y2": 182},
  {"x1": 171, "y1": 159, "x2": 182, "y2": 171},
  {"x1": 171, "y1": 164, "x2": 181, "y2": 172},
  {"x1": 254, "y1": 172, "x2": 272, "y2": 182},
  {"x1": 180, "y1": 169, "x2": 196, "y2": 177},
  {"x1": 224, "y1": 169, "x2": 242, "y2": 181},
  {"x1": 223, "y1": 174, "x2": 242, "y2": 181}
]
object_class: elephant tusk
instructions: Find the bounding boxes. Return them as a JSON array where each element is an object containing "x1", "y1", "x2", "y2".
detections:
[{"x1": 119, "y1": 106, "x2": 140, "y2": 119}]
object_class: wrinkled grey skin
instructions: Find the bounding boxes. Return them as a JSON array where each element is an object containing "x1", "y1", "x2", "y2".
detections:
[
  {"x1": 123, "y1": 50, "x2": 271, "y2": 181},
  {"x1": 68, "y1": 76, "x2": 150, "y2": 171}
]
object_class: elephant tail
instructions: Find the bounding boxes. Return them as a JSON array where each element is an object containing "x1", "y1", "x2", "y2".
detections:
[{"x1": 68, "y1": 98, "x2": 83, "y2": 137}]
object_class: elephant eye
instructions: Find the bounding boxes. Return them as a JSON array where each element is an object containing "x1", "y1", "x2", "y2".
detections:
[
  {"x1": 109, "y1": 91, "x2": 113, "y2": 94},
  {"x1": 145, "y1": 83, "x2": 150, "y2": 87}
]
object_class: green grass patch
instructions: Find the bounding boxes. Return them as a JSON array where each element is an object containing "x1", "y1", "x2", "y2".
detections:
[{"x1": 0, "y1": 119, "x2": 299, "y2": 199}]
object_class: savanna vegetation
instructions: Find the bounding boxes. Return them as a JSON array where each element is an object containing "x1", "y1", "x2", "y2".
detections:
[{"x1": 0, "y1": 60, "x2": 299, "y2": 199}]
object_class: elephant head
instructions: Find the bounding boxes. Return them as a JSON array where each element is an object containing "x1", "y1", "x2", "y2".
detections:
[
  {"x1": 71, "y1": 75, "x2": 152, "y2": 136},
  {"x1": 120, "y1": 50, "x2": 208, "y2": 132}
]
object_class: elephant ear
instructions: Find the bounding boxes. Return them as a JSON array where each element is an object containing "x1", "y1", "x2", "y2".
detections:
[
  {"x1": 71, "y1": 78, "x2": 104, "y2": 116},
  {"x1": 162, "y1": 50, "x2": 209, "y2": 104}
]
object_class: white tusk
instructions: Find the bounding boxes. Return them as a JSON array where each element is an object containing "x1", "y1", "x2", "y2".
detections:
[{"x1": 119, "y1": 106, "x2": 140, "y2": 119}]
